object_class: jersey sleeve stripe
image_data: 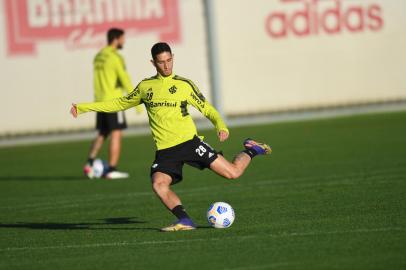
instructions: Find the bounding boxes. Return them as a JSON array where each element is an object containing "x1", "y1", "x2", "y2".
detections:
[
  {"x1": 143, "y1": 75, "x2": 159, "y2": 81},
  {"x1": 173, "y1": 75, "x2": 206, "y2": 102}
]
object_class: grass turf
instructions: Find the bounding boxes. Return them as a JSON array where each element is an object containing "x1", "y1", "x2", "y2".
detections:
[{"x1": 0, "y1": 111, "x2": 405, "y2": 269}]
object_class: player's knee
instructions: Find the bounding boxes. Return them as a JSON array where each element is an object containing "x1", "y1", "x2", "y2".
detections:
[
  {"x1": 152, "y1": 178, "x2": 169, "y2": 193},
  {"x1": 230, "y1": 171, "x2": 242, "y2": 179},
  {"x1": 152, "y1": 180, "x2": 162, "y2": 192},
  {"x1": 224, "y1": 169, "x2": 242, "y2": 180}
]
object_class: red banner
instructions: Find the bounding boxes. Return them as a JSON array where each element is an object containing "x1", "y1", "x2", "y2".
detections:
[{"x1": 4, "y1": 0, "x2": 181, "y2": 56}]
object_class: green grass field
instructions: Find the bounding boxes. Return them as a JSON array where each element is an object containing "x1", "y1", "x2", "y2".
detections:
[{"x1": 0, "y1": 111, "x2": 405, "y2": 269}]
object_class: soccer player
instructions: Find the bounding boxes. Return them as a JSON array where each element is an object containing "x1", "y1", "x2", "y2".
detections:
[
  {"x1": 71, "y1": 42, "x2": 271, "y2": 231},
  {"x1": 83, "y1": 28, "x2": 142, "y2": 179}
]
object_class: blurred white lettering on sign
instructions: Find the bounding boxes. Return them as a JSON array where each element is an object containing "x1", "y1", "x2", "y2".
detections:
[
  {"x1": 265, "y1": 0, "x2": 383, "y2": 38},
  {"x1": 4, "y1": 0, "x2": 181, "y2": 56}
]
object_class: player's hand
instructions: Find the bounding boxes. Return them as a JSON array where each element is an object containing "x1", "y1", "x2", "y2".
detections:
[
  {"x1": 218, "y1": 130, "x2": 229, "y2": 142},
  {"x1": 70, "y1": 103, "x2": 78, "y2": 118}
]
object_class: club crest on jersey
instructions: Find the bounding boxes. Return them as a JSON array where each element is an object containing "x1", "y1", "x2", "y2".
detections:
[{"x1": 168, "y1": 85, "x2": 177, "y2": 94}]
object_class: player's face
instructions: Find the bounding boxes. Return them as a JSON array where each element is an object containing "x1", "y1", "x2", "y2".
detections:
[
  {"x1": 152, "y1": 52, "x2": 173, "y2": 77},
  {"x1": 117, "y1": 35, "x2": 125, "y2": 49}
]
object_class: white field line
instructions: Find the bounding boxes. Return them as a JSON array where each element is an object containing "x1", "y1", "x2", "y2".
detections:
[
  {"x1": 1, "y1": 168, "x2": 404, "y2": 213},
  {"x1": 0, "y1": 227, "x2": 403, "y2": 253},
  {"x1": 225, "y1": 262, "x2": 299, "y2": 270}
]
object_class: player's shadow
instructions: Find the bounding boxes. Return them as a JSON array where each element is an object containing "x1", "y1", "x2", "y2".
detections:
[
  {"x1": 0, "y1": 175, "x2": 87, "y2": 181},
  {"x1": 196, "y1": 225, "x2": 213, "y2": 230},
  {"x1": 0, "y1": 217, "x2": 159, "y2": 231}
]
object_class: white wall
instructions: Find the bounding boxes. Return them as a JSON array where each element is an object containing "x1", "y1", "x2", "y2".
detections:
[
  {"x1": 214, "y1": 0, "x2": 406, "y2": 114},
  {"x1": 0, "y1": 0, "x2": 210, "y2": 134},
  {"x1": 1, "y1": 0, "x2": 405, "y2": 135}
]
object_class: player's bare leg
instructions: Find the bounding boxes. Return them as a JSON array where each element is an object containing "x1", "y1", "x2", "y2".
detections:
[
  {"x1": 83, "y1": 134, "x2": 106, "y2": 178},
  {"x1": 104, "y1": 130, "x2": 129, "y2": 179},
  {"x1": 109, "y1": 130, "x2": 121, "y2": 167},
  {"x1": 151, "y1": 172, "x2": 181, "y2": 209},
  {"x1": 210, "y1": 153, "x2": 251, "y2": 179},
  {"x1": 152, "y1": 172, "x2": 195, "y2": 231},
  {"x1": 210, "y1": 138, "x2": 272, "y2": 179},
  {"x1": 89, "y1": 134, "x2": 105, "y2": 159}
]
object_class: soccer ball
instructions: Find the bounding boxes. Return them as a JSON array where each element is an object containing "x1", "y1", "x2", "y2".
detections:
[
  {"x1": 92, "y1": 159, "x2": 108, "y2": 178},
  {"x1": 207, "y1": 202, "x2": 235, "y2": 228}
]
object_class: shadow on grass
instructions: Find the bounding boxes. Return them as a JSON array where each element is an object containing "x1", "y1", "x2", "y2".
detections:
[
  {"x1": 196, "y1": 225, "x2": 213, "y2": 230},
  {"x1": 0, "y1": 175, "x2": 87, "y2": 181},
  {"x1": 0, "y1": 217, "x2": 159, "y2": 231}
]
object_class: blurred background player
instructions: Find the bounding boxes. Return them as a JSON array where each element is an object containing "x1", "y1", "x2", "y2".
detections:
[
  {"x1": 83, "y1": 28, "x2": 142, "y2": 179},
  {"x1": 71, "y1": 42, "x2": 271, "y2": 231}
]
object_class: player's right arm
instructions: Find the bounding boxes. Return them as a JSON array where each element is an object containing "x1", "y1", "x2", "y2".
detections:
[
  {"x1": 113, "y1": 55, "x2": 133, "y2": 95},
  {"x1": 183, "y1": 81, "x2": 229, "y2": 140},
  {"x1": 71, "y1": 87, "x2": 142, "y2": 117}
]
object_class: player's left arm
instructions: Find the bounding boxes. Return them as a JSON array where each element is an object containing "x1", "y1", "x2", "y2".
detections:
[{"x1": 186, "y1": 83, "x2": 229, "y2": 142}]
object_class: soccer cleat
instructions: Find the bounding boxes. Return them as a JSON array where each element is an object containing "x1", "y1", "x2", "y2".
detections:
[
  {"x1": 243, "y1": 138, "x2": 272, "y2": 155},
  {"x1": 104, "y1": 170, "x2": 130, "y2": 179},
  {"x1": 83, "y1": 163, "x2": 95, "y2": 179},
  {"x1": 160, "y1": 218, "x2": 196, "y2": 232}
]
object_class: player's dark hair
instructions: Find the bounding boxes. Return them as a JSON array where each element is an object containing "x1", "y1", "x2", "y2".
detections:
[
  {"x1": 151, "y1": 42, "x2": 172, "y2": 60},
  {"x1": 107, "y1": 28, "x2": 124, "y2": 44}
]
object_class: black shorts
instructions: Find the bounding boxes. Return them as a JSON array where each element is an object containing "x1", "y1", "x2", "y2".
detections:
[
  {"x1": 150, "y1": 136, "x2": 219, "y2": 185},
  {"x1": 96, "y1": 112, "x2": 127, "y2": 135}
]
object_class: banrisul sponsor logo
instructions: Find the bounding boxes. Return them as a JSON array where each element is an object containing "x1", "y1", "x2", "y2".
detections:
[
  {"x1": 4, "y1": 0, "x2": 181, "y2": 56},
  {"x1": 146, "y1": 101, "x2": 177, "y2": 108},
  {"x1": 265, "y1": 0, "x2": 383, "y2": 39}
]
